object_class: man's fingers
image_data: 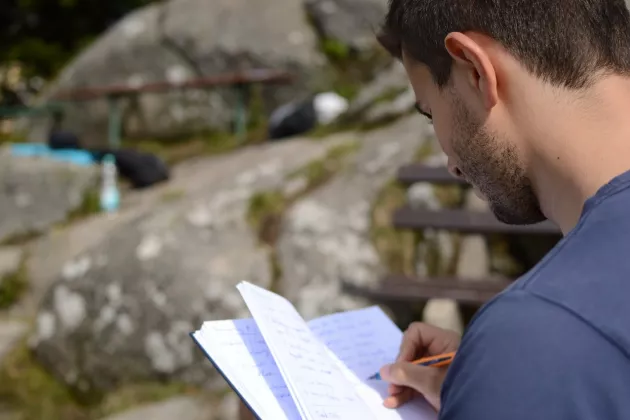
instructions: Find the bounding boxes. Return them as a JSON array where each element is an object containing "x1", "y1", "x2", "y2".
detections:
[
  {"x1": 383, "y1": 388, "x2": 414, "y2": 408},
  {"x1": 380, "y1": 362, "x2": 438, "y2": 392},
  {"x1": 388, "y1": 383, "x2": 404, "y2": 396},
  {"x1": 397, "y1": 323, "x2": 424, "y2": 361}
]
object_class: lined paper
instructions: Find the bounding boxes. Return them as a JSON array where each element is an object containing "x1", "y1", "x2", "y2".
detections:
[
  {"x1": 308, "y1": 306, "x2": 438, "y2": 420},
  {"x1": 193, "y1": 319, "x2": 300, "y2": 419},
  {"x1": 237, "y1": 281, "x2": 375, "y2": 420}
]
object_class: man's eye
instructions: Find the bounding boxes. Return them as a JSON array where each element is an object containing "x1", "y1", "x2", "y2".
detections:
[{"x1": 414, "y1": 104, "x2": 433, "y2": 123}]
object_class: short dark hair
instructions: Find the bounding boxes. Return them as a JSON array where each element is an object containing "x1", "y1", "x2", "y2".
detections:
[{"x1": 378, "y1": 0, "x2": 630, "y2": 89}]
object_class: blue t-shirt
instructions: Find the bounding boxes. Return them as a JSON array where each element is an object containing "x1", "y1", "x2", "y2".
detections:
[{"x1": 440, "y1": 170, "x2": 630, "y2": 420}]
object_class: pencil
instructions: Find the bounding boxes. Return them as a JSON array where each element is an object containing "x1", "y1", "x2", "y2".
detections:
[{"x1": 367, "y1": 351, "x2": 456, "y2": 380}]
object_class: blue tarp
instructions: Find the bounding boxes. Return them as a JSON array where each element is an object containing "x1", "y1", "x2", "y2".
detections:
[{"x1": 9, "y1": 143, "x2": 96, "y2": 166}]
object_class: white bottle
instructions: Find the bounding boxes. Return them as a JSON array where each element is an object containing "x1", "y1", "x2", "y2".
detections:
[{"x1": 100, "y1": 154, "x2": 120, "y2": 213}]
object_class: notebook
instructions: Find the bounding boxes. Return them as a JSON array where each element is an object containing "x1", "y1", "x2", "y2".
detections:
[{"x1": 191, "y1": 281, "x2": 438, "y2": 420}]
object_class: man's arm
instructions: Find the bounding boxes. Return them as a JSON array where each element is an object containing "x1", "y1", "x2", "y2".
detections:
[{"x1": 439, "y1": 290, "x2": 626, "y2": 420}]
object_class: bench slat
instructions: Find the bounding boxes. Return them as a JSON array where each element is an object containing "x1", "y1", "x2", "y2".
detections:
[
  {"x1": 397, "y1": 164, "x2": 468, "y2": 186},
  {"x1": 342, "y1": 275, "x2": 512, "y2": 305},
  {"x1": 393, "y1": 207, "x2": 561, "y2": 235}
]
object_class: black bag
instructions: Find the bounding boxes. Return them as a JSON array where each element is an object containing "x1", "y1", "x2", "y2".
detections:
[
  {"x1": 267, "y1": 96, "x2": 317, "y2": 140},
  {"x1": 90, "y1": 148, "x2": 170, "y2": 189}
]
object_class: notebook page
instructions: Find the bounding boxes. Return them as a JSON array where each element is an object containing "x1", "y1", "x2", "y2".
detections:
[
  {"x1": 192, "y1": 319, "x2": 301, "y2": 420},
  {"x1": 237, "y1": 281, "x2": 375, "y2": 420},
  {"x1": 308, "y1": 306, "x2": 438, "y2": 420}
]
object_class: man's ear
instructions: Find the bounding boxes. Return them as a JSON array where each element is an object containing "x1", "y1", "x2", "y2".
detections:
[{"x1": 444, "y1": 32, "x2": 498, "y2": 110}]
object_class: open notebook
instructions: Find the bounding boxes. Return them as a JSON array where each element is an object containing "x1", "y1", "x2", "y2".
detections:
[{"x1": 191, "y1": 281, "x2": 438, "y2": 420}]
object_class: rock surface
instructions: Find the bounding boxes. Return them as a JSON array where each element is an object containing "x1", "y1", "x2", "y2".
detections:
[
  {"x1": 0, "y1": 247, "x2": 22, "y2": 280},
  {"x1": 0, "y1": 148, "x2": 98, "y2": 244},
  {"x1": 305, "y1": 0, "x2": 388, "y2": 52},
  {"x1": 33, "y1": 0, "x2": 325, "y2": 145},
  {"x1": 0, "y1": 320, "x2": 28, "y2": 365},
  {"x1": 345, "y1": 61, "x2": 410, "y2": 118},
  {"x1": 98, "y1": 396, "x2": 214, "y2": 420},
  {"x1": 30, "y1": 135, "x2": 354, "y2": 396},
  {"x1": 276, "y1": 115, "x2": 429, "y2": 319}
]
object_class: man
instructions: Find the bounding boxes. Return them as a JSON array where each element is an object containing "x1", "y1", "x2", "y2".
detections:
[{"x1": 376, "y1": 0, "x2": 630, "y2": 418}]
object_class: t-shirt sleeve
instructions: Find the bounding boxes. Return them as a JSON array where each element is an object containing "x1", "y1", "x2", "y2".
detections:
[{"x1": 438, "y1": 289, "x2": 625, "y2": 420}]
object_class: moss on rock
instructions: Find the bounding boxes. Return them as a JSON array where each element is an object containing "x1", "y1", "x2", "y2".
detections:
[
  {"x1": 0, "y1": 258, "x2": 28, "y2": 310},
  {"x1": 0, "y1": 338, "x2": 204, "y2": 420},
  {"x1": 370, "y1": 180, "x2": 417, "y2": 275}
]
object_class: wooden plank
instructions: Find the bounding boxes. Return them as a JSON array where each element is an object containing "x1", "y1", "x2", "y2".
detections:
[
  {"x1": 397, "y1": 164, "x2": 468, "y2": 186},
  {"x1": 342, "y1": 275, "x2": 512, "y2": 305},
  {"x1": 393, "y1": 207, "x2": 561, "y2": 235}
]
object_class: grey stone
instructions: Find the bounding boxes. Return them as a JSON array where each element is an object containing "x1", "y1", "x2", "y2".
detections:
[
  {"x1": 0, "y1": 247, "x2": 22, "y2": 280},
  {"x1": 276, "y1": 115, "x2": 427, "y2": 319},
  {"x1": 32, "y1": 0, "x2": 324, "y2": 146},
  {"x1": 345, "y1": 62, "x2": 410, "y2": 118},
  {"x1": 422, "y1": 299, "x2": 463, "y2": 335},
  {"x1": 98, "y1": 396, "x2": 212, "y2": 420},
  {"x1": 363, "y1": 88, "x2": 415, "y2": 124},
  {"x1": 305, "y1": 0, "x2": 389, "y2": 52},
  {"x1": 0, "y1": 320, "x2": 28, "y2": 365},
  {"x1": 456, "y1": 190, "x2": 492, "y2": 280},
  {"x1": 31, "y1": 136, "x2": 353, "y2": 396},
  {"x1": 0, "y1": 148, "x2": 98, "y2": 244}
]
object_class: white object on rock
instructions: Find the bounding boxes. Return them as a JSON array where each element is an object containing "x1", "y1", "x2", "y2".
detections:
[{"x1": 313, "y1": 92, "x2": 349, "y2": 125}]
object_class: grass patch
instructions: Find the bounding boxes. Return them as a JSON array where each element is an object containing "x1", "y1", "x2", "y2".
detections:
[
  {"x1": 159, "y1": 189, "x2": 185, "y2": 203},
  {"x1": 0, "y1": 259, "x2": 28, "y2": 310},
  {"x1": 0, "y1": 132, "x2": 27, "y2": 146},
  {"x1": 0, "y1": 340, "x2": 203, "y2": 420},
  {"x1": 67, "y1": 188, "x2": 101, "y2": 222},
  {"x1": 288, "y1": 140, "x2": 360, "y2": 187},
  {"x1": 0, "y1": 342, "x2": 87, "y2": 420},
  {"x1": 246, "y1": 190, "x2": 287, "y2": 246}
]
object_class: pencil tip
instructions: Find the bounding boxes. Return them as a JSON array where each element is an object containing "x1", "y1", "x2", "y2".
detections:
[{"x1": 367, "y1": 372, "x2": 381, "y2": 380}]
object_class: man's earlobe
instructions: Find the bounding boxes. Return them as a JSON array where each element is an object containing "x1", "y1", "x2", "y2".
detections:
[{"x1": 444, "y1": 32, "x2": 498, "y2": 109}]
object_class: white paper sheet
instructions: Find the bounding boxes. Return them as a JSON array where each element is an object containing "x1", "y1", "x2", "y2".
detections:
[{"x1": 237, "y1": 281, "x2": 375, "y2": 420}]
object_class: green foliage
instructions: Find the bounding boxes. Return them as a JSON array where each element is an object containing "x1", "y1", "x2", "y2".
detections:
[
  {"x1": 0, "y1": 0, "x2": 157, "y2": 79},
  {"x1": 0, "y1": 342, "x2": 86, "y2": 420},
  {"x1": 370, "y1": 180, "x2": 418, "y2": 275},
  {"x1": 67, "y1": 188, "x2": 101, "y2": 221},
  {"x1": 321, "y1": 39, "x2": 351, "y2": 62},
  {"x1": 0, "y1": 338, "x2": 201, "y2": 420},
  {"x1": 0, "y1": 260, "x2": 28, "y2": 310}
]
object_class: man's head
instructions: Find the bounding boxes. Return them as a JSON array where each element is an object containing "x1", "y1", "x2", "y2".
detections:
[{"x1": 378, "y1": 0, "x2": 630, "y2": 224}]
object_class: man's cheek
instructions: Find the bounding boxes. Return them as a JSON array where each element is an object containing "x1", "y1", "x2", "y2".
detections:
[{"x1": 432, "y1": 121, "x2": 456, "y2": 157}]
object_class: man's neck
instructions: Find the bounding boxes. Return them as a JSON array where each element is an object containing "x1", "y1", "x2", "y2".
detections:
[{"x1": 528, "y1": 75, "x2": 630, "y2": 235}]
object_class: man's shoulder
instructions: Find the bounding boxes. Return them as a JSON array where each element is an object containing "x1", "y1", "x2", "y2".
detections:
[{"x1": 439, "y1": 290, "x2": 630, "y2": 419}]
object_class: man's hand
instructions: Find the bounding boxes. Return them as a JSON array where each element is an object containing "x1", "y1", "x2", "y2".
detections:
[{"x1": 379, "y1": 322, "x2": 461, "y2": 412}]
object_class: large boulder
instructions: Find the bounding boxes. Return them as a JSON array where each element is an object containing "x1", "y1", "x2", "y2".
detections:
[
  {"x1": 276, "y1": 115, "x2": 431, "y2": 319},
  {"x1": 305, "y1": 0, "x2": 389, "y2": 52},
  {"x1": 30, "y1": 136, "x2": 353, "y2": 398},
  {"x1": 32, "y1": 0, "x2": 325, "y2": 146},
  {"x1": 0, "y1": 148, "x2": 98, "y2": 243}
]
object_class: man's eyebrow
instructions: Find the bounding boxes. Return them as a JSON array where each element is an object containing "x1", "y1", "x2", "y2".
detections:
[{"x1": 414, "y1": 103, "x2": 432, "y2": 120}]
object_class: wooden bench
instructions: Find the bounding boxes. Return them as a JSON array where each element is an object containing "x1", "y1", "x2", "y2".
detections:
[
  {"x1": 345, "y1": 163, "x2": 562, "y2": 327},
  {"x1": 52, "y1": 69, "x2": 293, "y2": 148}
]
